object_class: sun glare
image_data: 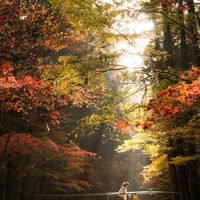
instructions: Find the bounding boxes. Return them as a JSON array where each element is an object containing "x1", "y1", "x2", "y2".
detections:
[
  {"x1": 115, "y1": 35, "x2": 154, "y2": 71},
  {"x1": 113, "y1": 6, "x2": 154, "y2": 71},
  {"x1": 117, "y1": 14, "x2": 154, "y2": 35},
  {"x1": 102, "y1": 0, "x2": 154, "y2": 71}
]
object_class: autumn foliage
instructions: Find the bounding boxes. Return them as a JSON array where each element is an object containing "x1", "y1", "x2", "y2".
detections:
[
  {"x1": 0, "y1": 0, "x2": 99, "y2": 196},
  {"x1": 0, "y1": 133, "x2": 95, "y2": 191},
  {"x1": 0, "y1": 0, "x2": 78, "y2": 60},
  {"x1": 144, "y1": 67, "x2": 200, "y2": 127},
  {"x1": 1, "y1": 0, "x2": 73, "y2": 132},
  {"x1": 116, "y1": 118, "x2": 135, "y2": 133}
]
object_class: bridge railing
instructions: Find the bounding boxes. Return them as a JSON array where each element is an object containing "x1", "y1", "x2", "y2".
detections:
[{"x1": 22, "y1": 191, "x2": 180, "y2": 200}]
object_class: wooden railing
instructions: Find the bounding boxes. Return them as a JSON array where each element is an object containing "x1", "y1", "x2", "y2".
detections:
[{"x1": 22, "y1": 191, "x2": 180, "y2": 200}]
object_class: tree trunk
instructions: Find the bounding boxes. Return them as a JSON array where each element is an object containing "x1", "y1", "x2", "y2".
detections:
[
  {"x1": 185, "y1": 139, "x2": 200, "y2": 200},
  {"x1": 2, "y1": 133, "x2": 12, "y2": 200},
  {"x1": 167, "y1": 137, "x2": 180, "y2": 200},
  {"x1": 176, "y1": 165, "x2": 190, "y2": 200},
  {"x1": 186, "y1": 0, "x2": 200, "y2": 66},
  {"x1": 177, "y1": 0, "x2": 188, "y2": 69},
  {"x1": 187, "y1": 161, "x2": 200, "y2": 200},
  {"x1": 5, "y1": 161, "x2": 16, "y2": 200},
  {"x1": 161, "y1": 2, "x2": 174, "y2": 68},
  {"x1": 175, "y1": 138, "x2": 190, "y2": 200}
]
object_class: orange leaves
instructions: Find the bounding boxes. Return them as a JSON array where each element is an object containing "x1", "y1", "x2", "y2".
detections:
[
  {"x1": 117, "y1": 119, "x2": 128, "y2": 129},
  {"x1": 146, "y1": 67, "x2": 200, "y2": 124},
  {"x1": 59, "y1": 141, "x2": 96, "y2": 158},
  {"x1": 0, "y1": 60, "x2": 68, "y2": 126},
  {"x1": 117, "y1": 118, "x2": 153, "y2": 132},
  {"x1": 142, "y1": 121, "x2": 151, "y2": 130},
  {"x1": 137, "y1": 67, "x2": 200, "y2": 130},
  {"x1": 50, "y1": 111, "x2": 61, "y2": 125},
  {"x1": 0, "y1": 0, "x2": 90, "y2": 131},
  {"x1": 116, "y1": 118, "x2": 135, "y2": 133},
  {"x1": 4, "y1": 1, "x2": 12, "y2": 6},
  {"x1": 0, "y1": 133, "x2": 34, "y2": 158},
  {"x1": 0, "y1": 133, "x2": 95, "y2": 179},
  {"x1": 179, "y1": 66, "x2": 199, "y2": 82},
  {"x1": 0, "y1": 0, "x2": 80, "y2": 62},
  {"x1": 1, "y1": 62, "x2": 14, "y2": 75},
  {"x1": 0, "y1": 0, "x2": 99, "y2": 134},
  {"x1": 178, "y1": 5, "x2": 187, "y2": 11}
]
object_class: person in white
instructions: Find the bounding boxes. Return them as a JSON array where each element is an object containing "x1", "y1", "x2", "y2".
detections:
[{"x1": 118, "y1": 182, "x2": 129, "y2": 200}]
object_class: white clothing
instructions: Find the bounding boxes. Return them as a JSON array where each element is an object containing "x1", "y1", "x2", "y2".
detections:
[{"x1": 118, "y1": 185, "x2": 128, "y2": 200}]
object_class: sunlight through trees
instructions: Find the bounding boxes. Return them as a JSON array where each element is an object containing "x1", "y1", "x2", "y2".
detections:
[{"x1": 0, "y1": 1, "x2": 199, "y2": 200}]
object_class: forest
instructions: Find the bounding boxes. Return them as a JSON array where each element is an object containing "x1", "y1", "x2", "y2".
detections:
[{"x1": 0, "y1": 0, "x2": 199, "y2": 200}]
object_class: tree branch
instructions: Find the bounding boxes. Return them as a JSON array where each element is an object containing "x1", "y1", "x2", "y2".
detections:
[
  {"x1": 128, "y1": 8, "x2": 188, "y2": 29},
  {"x1": 116, "y1": 79, "x2": 159, "y2": 105}
]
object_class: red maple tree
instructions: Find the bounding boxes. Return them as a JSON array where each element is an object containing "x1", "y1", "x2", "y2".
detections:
[
  {"x1": 0, "y1": 0, "x2": 97, "y2": 195},
  {"x1": 143, "y1": 67, "x2": 200, "y2": 128}
]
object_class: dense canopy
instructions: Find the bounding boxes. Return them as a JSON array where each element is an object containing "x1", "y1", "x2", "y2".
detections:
[{"x1": 0, "y1": 1, "x2": 199, "y2": 200}]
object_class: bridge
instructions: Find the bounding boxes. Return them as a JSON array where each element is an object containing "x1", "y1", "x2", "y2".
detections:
[{"x1": 22, "y1": 191, "x2": 180, "y2": 200}]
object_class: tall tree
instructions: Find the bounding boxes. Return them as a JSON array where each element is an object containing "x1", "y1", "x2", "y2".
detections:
[
  {"x1": 0, "y1": 0, "x2": 119, "y2": 199},
  {"x1": 118, "y1": 1, "x2": 200, "y2": 199}
]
